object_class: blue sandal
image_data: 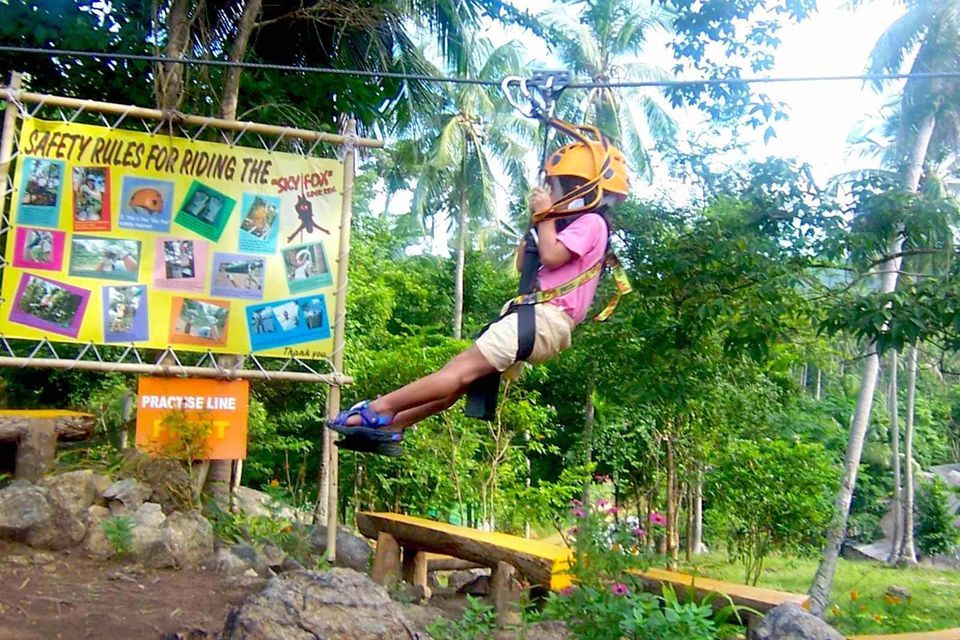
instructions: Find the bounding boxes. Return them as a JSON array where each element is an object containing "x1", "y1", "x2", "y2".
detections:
[{"x1": 326, "y1": 400, "x2": 394, "y2": 434}]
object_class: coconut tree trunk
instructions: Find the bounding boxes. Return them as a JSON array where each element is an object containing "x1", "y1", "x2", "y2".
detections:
[
  {"x1": 691, "y1": 464, "x2": 704, "y2": 555},
  {"x1": 808, "y1": 111, "x2": 935, "y2": 617},
  {"x1": 452, "y1": 152, "x2": 467, "y2": 339},
  {"x1": 219, "y1": 0, "x2": 263, "y2": 121},
  {"x1": 156, "y1": 0, "x2": 195, "y2": 112},
  {"x1": 888, "y1": 350, "x2": 903, "y2": 564},
  {"x1": 899, "y1": 343, "x2": 920, "y2": 564}
]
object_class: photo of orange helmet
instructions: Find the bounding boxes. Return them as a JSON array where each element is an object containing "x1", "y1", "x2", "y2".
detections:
[{"x1": 128, "y1": 187, "x2": 165, "y2": 216}]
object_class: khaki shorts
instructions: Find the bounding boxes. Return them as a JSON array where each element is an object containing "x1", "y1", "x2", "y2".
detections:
[{"x1": 475, "y1": 302, "x2": 575, "y2": 379}]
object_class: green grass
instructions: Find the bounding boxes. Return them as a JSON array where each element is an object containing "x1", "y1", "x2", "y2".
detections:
[{"x1": 677, "y1": 552, "x2": 960, "y2": 635}]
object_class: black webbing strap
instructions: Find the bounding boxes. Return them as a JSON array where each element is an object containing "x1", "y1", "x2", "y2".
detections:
[{"x1": 466, "y1": 229, "x2": 541, "y2": 420}]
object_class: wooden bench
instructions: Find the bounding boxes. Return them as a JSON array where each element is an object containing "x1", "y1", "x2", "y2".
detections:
[
  {"x1": 849, "y1": 631, "x2": 960, "y2": 640},
  {"x1": 356, "y1": 512, "x2": 808, "y2": 627},
  {"x1": 0, "y1": 410, "x2": 95, "y2": 480}
]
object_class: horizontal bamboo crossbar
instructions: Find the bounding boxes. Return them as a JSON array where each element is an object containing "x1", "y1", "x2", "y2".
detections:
[
  {"x1": 0, "y1": 88, "x2": 383, "y2": 148},
  {"x1": 0, "y1": 356, "x2": 351, "y2": 384}
]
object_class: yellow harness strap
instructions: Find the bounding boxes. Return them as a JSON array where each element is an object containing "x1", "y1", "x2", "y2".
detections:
[{"x1": 507, "y1": 250, "x2": 632, "y2": 322}]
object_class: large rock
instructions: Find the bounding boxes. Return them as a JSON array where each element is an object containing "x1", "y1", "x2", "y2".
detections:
[
  {"x1": 310, "y1": 525, "x2": 372, "y2": 572},
  {"x1": 217, "y1": 544, "x2": 273, "y2": 578},
  {"x1": 132, "y1": 502, "x2": 167, "y2": 528},
  {"x1": 160, "y1": 511, "x2": 214, "y2": 568},
  {"x1": 750, "y1": 603, "x2": 844, "y2": 640},
  {"x1": 102, "y1": 478, "x2": 153, "y2": 512},
  {"x1": 119, "y1": 449, "x2": 194, "y2": 513},
  {"x1": 0, "y1": 481, "x2": 52, "y2": 539},
  {"x1": 37, "y1": 470, "x2": 99, "y2": 516},
  {"x1": 221, "y1": 569, "x2": 417, "y2": 640},
  {"x1": 24, "y1": 498, "x2": 86, "y2": 550},
  {"x1": 233, "y1": 486, "x2": 297, "y2": 520},
  {"x1": 81, "y1": 505, "x2": 115, "y2": 558}
]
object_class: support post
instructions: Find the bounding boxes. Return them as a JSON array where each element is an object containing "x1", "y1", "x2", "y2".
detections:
[
  {"x1": 491, "y1": 561, "x2": 522, "y2": 629},
  {"x1": 324, "y1": 118, "x2": 358, "y2": 564},
  {"x1": 0, "y1": 72, "x2": 22, "y2": 225},
  {"x1": 370, "y1": 531, "x2": 401, "y2": 587}
]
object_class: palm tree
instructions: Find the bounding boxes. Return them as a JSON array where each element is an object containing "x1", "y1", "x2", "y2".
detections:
[
  {"x1": 541, "y1": 0, "x2": 677, "y2": 177},
  {"x1": 808, "y1": 0, "x2": 960, "y2": 616},
  {"x1": 405, "y1": 39, "x2": 534, "y2": 338}
]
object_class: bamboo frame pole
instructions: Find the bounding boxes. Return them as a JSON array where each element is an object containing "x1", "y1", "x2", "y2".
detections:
[
  {"x1": 0, "y1": 355, "x2": 351, "y2": 384},
  {"x1": 324, "y1": 119, "x2": 358, "y2": 563},
  {"x1": 0, "y1": 73, "x2": 22, "y2": 224},
  {"x1": 0, "y1": 88, "x2": 383, "y2": 149}
]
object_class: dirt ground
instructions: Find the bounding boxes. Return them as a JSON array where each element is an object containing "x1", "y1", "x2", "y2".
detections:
[{"x1": 0, "y1": 541, "x2": 232, "y2": 640}]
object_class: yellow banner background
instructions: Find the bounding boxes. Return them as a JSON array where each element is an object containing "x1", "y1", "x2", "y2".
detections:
[{"x1": 1, "y1": 119, "x2": 344, "y2": 358}]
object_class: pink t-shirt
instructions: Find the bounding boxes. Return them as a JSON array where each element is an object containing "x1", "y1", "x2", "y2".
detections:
[{"x1": 538, "y1": 213, "x2": 608, "y2": 325}]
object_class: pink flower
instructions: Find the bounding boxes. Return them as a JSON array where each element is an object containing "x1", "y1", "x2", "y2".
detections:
[
  {"x1": 571, "y1": 507, "x2": 586, "y2": 518},
  {"x1": 607, "y1": 506, "x2": 621, "y2": 516},
  {"x1": 567, "y1": 526, "x2": 579, "y2": 536},
  {"x1": 594, "y1": 474, "x2": 610, "y2": 482},
  {"x1": 597, "y1": 499, "x2": 609, "y2": 509},
  {"x1": 610, "y1": 582, "x2": 629, "y2": 596},
  {"x1": 633, "y1": 527, "x2": 646, "y2": 538},
  {"x1": 649, "y1": 512, "x2": 667, "y2": 527},
  {"x1": 560, "y1": 586, "x2": 576, "y2": 597},
  {"x1": 570, "y1": 499, "x2": 582, "y2": 508}
]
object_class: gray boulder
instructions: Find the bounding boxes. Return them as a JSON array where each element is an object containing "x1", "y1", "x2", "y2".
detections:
[
  {"x1": 233, "y1": 486, "x2": 297, "y2": 520},
  {"x1": 81, "y1": 505, "x2": 114, "y2": 558},
  {"x1": 221, "y1": 569, "x2": 417, "y2": 640},
  {"x1": 217, "y1": 544, "x2": 273, "y2": 578},
  {"x1": 161, "y1": 511, "x2": 214, "y2": 568},
  {"x1": 750, "y1": 603, "x2": 844, "y2": 640},
  {"x1": 132, "y1": 502, "x2": 167, "y2": 528},
  {"x1": 310, "y1": 525, "x2": 372, "y2": 572},
  {"x1": 0, "y1": 481, "x2": 52, "y2": 539},
  {"x1": 448, "y1": 567, "x2": 489, "y2": 593},
  {"x1": 24, "y1": 498, "x2": 86, "y2": 550},
  {"x1": 118, "y1": 449, "x2": 194, "y2": 513},
  {"x1": 102, "y1": 478, "x2": 153, "y2": 512},
  {"x1": 37, "y1": 470, "x2": 98, "y2": 516}
]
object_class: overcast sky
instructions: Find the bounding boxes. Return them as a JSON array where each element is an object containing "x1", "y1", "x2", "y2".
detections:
[{"x1": 392, "y1": 0, "x2": 910, "y2": 251}]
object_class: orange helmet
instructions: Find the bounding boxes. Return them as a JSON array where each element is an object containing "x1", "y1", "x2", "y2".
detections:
[
  {"x1": 128, "y1": 187, "x2": 164, "y2": 215},
  {"x1": 538, "y1": 121, "x2": 629, "y2": 220}
]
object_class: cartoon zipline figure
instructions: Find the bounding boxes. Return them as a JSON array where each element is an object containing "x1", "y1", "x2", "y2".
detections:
[
  {"x1": 327, "y1": 71, "x2": 633, "y2": 456},
  {"x1": 286, "y1": 194, "x2": 331, "y2": 244}
]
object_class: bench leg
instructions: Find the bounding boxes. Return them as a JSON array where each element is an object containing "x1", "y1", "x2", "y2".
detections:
[
  {"x1": 402, "y1": 548, "x2": 432, "y2": 600},
  {"x1": 15, "y1": 420, "x2": 56, "y2": 481},
  {"x1": 370, "y1": 532, "x2": 401, "y2": 588},
  {"x1": 491, "y1": 561, "x2": 521, "y2": 629}
]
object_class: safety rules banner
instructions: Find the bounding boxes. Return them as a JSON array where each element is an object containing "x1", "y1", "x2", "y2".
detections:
[{"x1": 1, "y1": 118, "x2": 343, "y2": 357}]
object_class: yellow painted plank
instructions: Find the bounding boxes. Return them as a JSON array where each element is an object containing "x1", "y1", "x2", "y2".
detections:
[
  {"x1": 0, "y1": 410, "x2": 92, "y2": 418},
  {"x1": 359, "y1": 513, "x2": 806, "y2": 607},
  {"x1": 849, "y1": 631, "x2": 960, "y2": 640}
]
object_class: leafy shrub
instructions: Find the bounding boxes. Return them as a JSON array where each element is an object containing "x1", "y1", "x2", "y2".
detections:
[
  {"x1": 705, "y1": 438, "x2": 837, "y2": 584},
  {"x1": 101, "y1": 516, "x2": 134, "y2": 556},
  {"x1": 427, "y1": 596, "x2": 496, "y2": 640},
  {"x1": 541, "y1": 498, "x2": 746, "y2": 640},
  {"x1": 916, "y1": 476, "x2": 960, "y2": 556}
]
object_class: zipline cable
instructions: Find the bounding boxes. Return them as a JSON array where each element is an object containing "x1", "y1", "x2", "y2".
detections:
[{"x1": 3, "y1": 45, "x2": 960, "y2": 89}]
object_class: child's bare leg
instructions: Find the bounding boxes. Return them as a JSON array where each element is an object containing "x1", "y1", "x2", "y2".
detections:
[
  {"x1": 390, "y1": 393, "x2": 461, "y2": 430},
  {"x1": 338, "y1": 346, "x2": 496, "y2": 426}
]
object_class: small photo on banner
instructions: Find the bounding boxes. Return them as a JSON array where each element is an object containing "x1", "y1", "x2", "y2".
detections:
[
  {"x1": 71, "y1": 166, "x2": 112, "y2": 232},
  {"x1": 103, "y1": 285, "x2": 149, "y2": 343},
  {"x1": 69, "y1": 236, "x2": 141, "y2": 282},
  {"x1": 238, "y1": 194, "x2": 280, "y2": 254},
  {"x1": 169, "y1": 296, "x2": 230, "y2": 347},
  {"x1": 9, "y1": 273, "x2": 90, "y2": 338},
  {"x1": 119, "y1": 176, "x2": 174, "y2": 233},
  {"x1": 246, "y1": 294, "x2": 330, "y2": 351},
  {"x1": 154, "y1": 238, "x2": 208, "y2": 292},
  {"x1": 13, "y1": 227, "x2": 66, "y2": 271},
  {"x1": 281, "y1": 242, "x2": 332, "y2": 294},
  {"x1": 17, "y1": 158, "x2": 64, "y2": 228},
  {"x1": 175, "y1": 181, "x2": 235, "y2": 242},
  {"x1": 211, "y1": 253, "x2": 265, "y2": 300}
]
